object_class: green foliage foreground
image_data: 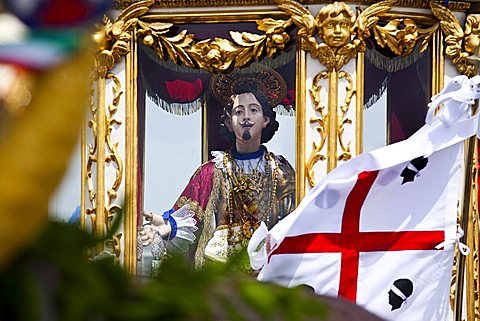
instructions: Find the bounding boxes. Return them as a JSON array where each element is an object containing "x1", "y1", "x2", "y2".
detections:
[
  {"x1": 0, "y1": 221, "x2": 330, "y2": 321},
  {"x1": 0, "y1": 221, "x2": 388, "y2": 321}
]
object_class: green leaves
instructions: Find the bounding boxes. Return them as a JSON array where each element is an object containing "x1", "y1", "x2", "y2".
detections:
[
  {"x1": 0, "y1": 221, "x2": 329, "y2": 321},
  {"x1": 0, "y1": 222, "x2": 129, "y2": 321}
]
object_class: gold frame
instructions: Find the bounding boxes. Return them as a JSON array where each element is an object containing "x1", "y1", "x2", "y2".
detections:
[
  {"x1": 296, "y1": 41, "x2": 307, "y2": 205},
  {"x1": 113, "y1": 0, "x2": 471, "y2": 12},
  {"x1": 87, "y1": 7, "x2": 480, "y2": 318},
  {"x1": 124, "y1": 33, "x2": 138, "y2": 274}
]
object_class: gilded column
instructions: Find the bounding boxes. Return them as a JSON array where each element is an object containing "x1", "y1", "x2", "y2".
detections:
[
  {"x1": 124, "y1": 31, "x2": 138, "y2": 276},
  {"x1": 96, "y1": 77, "x2": 107, "y2": 252},
  {"x1": 327, "y1": 70, "x2": 338, "y2": 172}
]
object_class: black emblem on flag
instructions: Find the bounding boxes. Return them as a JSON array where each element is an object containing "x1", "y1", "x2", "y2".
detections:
[
  {"x1": 388, "y1": 278, "x2": 414, "y2": 311},
  {"x1": 400, "y1": 156, "x2": 428, "y2": 184}
]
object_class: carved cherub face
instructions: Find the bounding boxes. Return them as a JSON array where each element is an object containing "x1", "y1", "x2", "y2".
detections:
[
  {"x1": 464, "y1": 15, "x2": 480, "y2": 55},
  {"x1": 317, "y1": 2, "x2": 355, "y2": 48}
]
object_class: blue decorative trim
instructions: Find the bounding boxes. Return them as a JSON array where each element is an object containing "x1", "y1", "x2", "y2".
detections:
[
  {"x1": 167, "y1": 216, "x2": 177, "y2": 240},
  {"x1": 233, "y1": 146, "x2": 265, "y2": 160},
  {"x1": 162, "y1": 208, "x2": 177, "y2": 240},
  {"x1": 163, "y1": 208, "x2": 175, "y2": 220}
]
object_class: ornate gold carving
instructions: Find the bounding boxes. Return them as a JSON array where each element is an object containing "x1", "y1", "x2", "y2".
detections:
[
  {"x1": 450, "y1": 237, "x2": 458, "y2": 310},
  {"x1": 295, "y1": 48, "x2": 307, "y2": 203},
  {"x1": 318, "y1": 2, "x2": 356, "y2": 49},
  {"x1": 431, "y1": 3, "x2": 479, "y2": 77},
  {"x1": 93, "y1": 0, "x2": 154, "y2": 78},
  {"x1": 470, "y1": 199, "x2": 480, "y2": 320},
  {"x1": 472, "y1": 215, "x2": 480, "y2": 320},
  {"x1": 306, "y1": 71, "x2": 329, "y2": 187},
  {"x1": 94, "y1": 0, "x2": 155, "y2": 78},
  {"x1": 105, "y1": 73, "x2": 124, "y2": 258},
  {"x1": 137, "y1": 20, "x2": 196, "y2": 68},
  {"x1": 432, "y1": 29, "x2": 445, "y2": 96},
  {"x1": 466, "y1": 151, "x2": 480, "y2": 320},
  {"x1": 140, "y1": 19, "x2": 291, "y2": 72},
  {"x1": 355, "y1": 52, "x2": 364, "y2": 156},
  {"x1": 113, "y1": 0, "x2": 470, "y2": 12},
  {"x1": 373, "y1": 18, "x2": 438, "y2": 56},
  {"x1": 453, "y1": 129, "x2": 478, "y2": 319},
  {"x1": 465, "y1": 15, "x2": 480, "y2": 56},
  {"x1": 86, "y1": 74, "x2": 123, "y2": 258},
  {"x1": 86, "y1": 85, "x2": 98, "y2": 231},
  {"x1": 327, "y1": 70, "x2": 339, "y2": 172},
  {"x1": 95, "y1": 0, "x2": 293, "y2": 75},
  {"x1": 124, "y1": 34, "x2": 139, "y2": 275},
  {"x1": 279, "y1": 1, "x2": 392, "y2": 180},
  {"x1": 337, "y1": 71, "x2": 354, "y2": 161},
  {"x1": 114, "y1": 0, "x2": 280, "y2": 7},
  {"x1": 276, "y1": 0, "x2": 393, "y2": 71}
]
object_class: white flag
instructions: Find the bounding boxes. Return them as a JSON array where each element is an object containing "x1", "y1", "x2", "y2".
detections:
[{"x1": 248, "y1": 75, "x2": 480, "y2": 321}]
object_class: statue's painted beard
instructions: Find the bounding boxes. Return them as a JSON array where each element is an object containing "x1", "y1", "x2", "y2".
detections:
[{"x1": 242, "y1": 131, "x2": 251, "y2": 140}]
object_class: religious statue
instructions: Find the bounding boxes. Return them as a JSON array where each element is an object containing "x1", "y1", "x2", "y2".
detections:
[{"x1": 141, "y1": 69, "x2": 296, "y2": 268}]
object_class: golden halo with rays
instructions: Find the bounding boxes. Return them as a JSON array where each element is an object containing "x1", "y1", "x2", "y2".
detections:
[{"x1": 210, "y1": 67, "x2": 287, "y2": 108}]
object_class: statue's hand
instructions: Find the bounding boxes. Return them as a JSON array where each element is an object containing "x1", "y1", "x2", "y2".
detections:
[
  {"x1": 140, "y1": 225, "x2": 156, "y2": 246},
  {"x1": 142, "y1": 211, "x2": 172, "y2": 240},
  {"x1": 142, "y1": 211, "x2": 163, "y2": 226},
  {"x1": 154, "y1": 218, "x2": 172, "y2": 238}
]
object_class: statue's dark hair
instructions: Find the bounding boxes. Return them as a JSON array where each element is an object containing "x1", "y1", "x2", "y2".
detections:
[{"x1": 220, "y1": 82, "x2": 279, "y2": 144}]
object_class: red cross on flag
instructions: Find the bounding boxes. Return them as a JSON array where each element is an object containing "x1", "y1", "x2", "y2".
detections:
[{"x1": 248, "y1": 75, "x2": 480, "y2": 321}]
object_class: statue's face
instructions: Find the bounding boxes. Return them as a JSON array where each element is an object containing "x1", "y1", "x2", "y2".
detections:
[
  {"x1": 321, "y1": 12, "x2": 352, "y2": 48},
  {"x1": 226, "y1": 93, "x2": 270, "y2": 148}
]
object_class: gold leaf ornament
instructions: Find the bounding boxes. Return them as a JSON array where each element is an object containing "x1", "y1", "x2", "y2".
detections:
[
  {"x1": 189, "y1": 38, "x2": 238, "y2": 71},
  {"x1": 373, "y1": 17, "x2": 437, "y2": 57},
  {"x1": 140, "y1": 21, "x2": 172, "y2": 33},
  {"x1": 276, "y1": 0, "x2": 315, "y2": 34},
  {"x1": 94, "y1": 0, "x2": 155, "y2": 77},
  {"x1": 355, "y1": 0, "x2": 397, "y2": 36},
  {"x1": 164, "y1": 32, "x2": 195, "y2": 67},
  {"x1": 257, "y1": 18, "x2": 292, "y2": 54},
  {"x1": 276, "y1": 0, "x2": 316, "y2": 49},
  {"x1": 231, "y1": 31, "x2": 265, "y2": 46},
  {"x1": 257, "y1": 18, "x2": 291, "y2": 34},
  {"x1": 137, "y1": 21, "x2": 173, "y2": 47},
  {"x1": 374, "y1": 19, "x2": 418, "y2": 56},
  {"x1": 95, "y1": 50, "x2": 115, "y2": 78},
  {"x1": 112, "y1": 21, "x2": 126, "y2": 37},
  {"x1": 267, "y1": 33, "x2": 289, "y2": 49},
  {"x1": 115, "y1": 0, "x2": 153, "y2": 22}
]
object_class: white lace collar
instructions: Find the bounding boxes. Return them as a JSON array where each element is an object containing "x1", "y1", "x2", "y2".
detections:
[{"x1": 211, "y1": 151, "x2": 225, "y2": 169}]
